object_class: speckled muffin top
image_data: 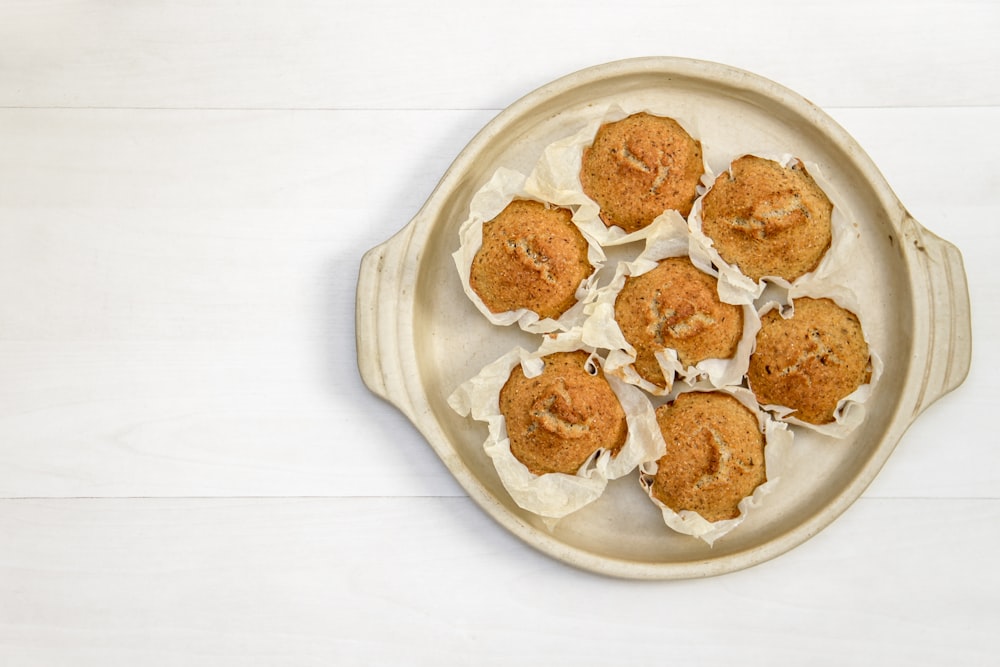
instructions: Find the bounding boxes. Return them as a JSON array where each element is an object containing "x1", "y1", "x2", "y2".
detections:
[
  {"x1": 499, "y1": 350, "x2": 627, "y2": 476},
  {"x1": 470, "y1": 199, "x2": 594, "y2": 320},
  {"x1": 614, "y1": 256, "x2": 744, "y2": 388},
  {"x1": 580, "y1": 112, "x2": 704, "y2": 234},
  {"x1": 650, "y1": 391, "x2": 766, "y2": 523},
  {"x1": 747, "y1": 297, "x2": 871, "y2": 425},
  {"x1": 699, "y1": 155, "x2": 833, "y2": 282}
]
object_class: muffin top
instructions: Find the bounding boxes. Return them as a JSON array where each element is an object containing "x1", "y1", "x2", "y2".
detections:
[
  {"x1": 747, "y1": 297, "x2": 871, "y2": 424},
  {"x1": 650, "y1": 391, "x2": 767, "y2": 523},
  {"x1": 699, "y1": 155, "x2": 833, "y2": 282},
  {"x1": 470, "y1": 199, "x2": 594, "y2": 320},
  {"x1": 499, "y1": 350, "x2": 627, "y2": 476},
  {"x1": 614, "y1": 256, "x2": 744, "y2": 388},
  {"x1": 580, "y1": 112, "x2": 704, "y2": 234}
]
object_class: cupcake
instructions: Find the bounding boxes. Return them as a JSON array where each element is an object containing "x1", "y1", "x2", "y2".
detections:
[
  {"x1": 580, "y1": 112, "x2": 704, "y2": 234},
  {"x1": 469, "y1": 199, "x2": 595, "y2": 321},
  {"x1": 499, "y1": 350, "x2": 627, "y2": 475},
  {"x1": 448, "y1": 333, "x2": 665, "y2": 520},
  {"x1": 747, "y1": 297, "x2": 872, "y2": 425},
  {"x1": 699, "y1": 155, "x2": 832, "y2": 283},
  {"x1": 613, "y1": 256, "x2": 744, "y2": 389},
  {"x1": 648, "y1": 391, "x2": 767, "y2": 523}
]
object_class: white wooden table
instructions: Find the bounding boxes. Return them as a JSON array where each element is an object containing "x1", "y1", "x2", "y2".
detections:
[{"x1": 2, "y1": 2, "x2": 998, "y2": 664}]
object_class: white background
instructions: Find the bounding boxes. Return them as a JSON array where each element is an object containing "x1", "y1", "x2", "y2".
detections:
[{"x1": 1, "y1": 1, "x2": 998, "y2": 665}]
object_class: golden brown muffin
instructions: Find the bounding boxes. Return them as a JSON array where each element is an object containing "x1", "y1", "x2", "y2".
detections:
[
  {"x1": 499, "y1": 350, "x2": 628, "y2": 476},
  {"x1": 699, "y1": 155, "x2": 833, "y2": 282},
  {"x1": 614, "y1": 257, "x2": 744, "y2": 388},
  {"x1": 580, "y1": 112, "x2": 704, "y2": 234},
  {"x1": 747, "y1": 297, "x2": 871, "y2": 425},
  {"x1": 650, "y1": 391, "x2": 766, "y2": 522},
  {"x1": 470, "y1": 199, "x2": 594, "y2": 320}
]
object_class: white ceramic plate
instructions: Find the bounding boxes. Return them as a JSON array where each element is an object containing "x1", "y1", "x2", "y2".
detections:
[{"x1": 356, "y1": 57, "x2": 971, "y2": 579}]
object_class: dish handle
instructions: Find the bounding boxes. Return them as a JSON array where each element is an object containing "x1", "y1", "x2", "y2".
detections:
[
  {"x1": 356, "y1": 223, "x2": 419, "y2": 422},
  {"x1": 902, "y1": 215, "x2": 972, "y2": 417}
]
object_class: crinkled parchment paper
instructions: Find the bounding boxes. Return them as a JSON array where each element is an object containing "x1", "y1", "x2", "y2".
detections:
[
  {"x1": 638, "y1": 386, "x2": 795, "y2": 546},
  {"x1": 447, "y1": 330, "x2": 664, "y2": 523}
]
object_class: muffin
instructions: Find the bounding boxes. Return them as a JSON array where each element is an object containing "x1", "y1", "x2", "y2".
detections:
[
  {"x1": 614, "y1": 256, "x2": 744, "y2": 388},
  {"x1": 580, "y1": 112, "x2": 704, "y2": 234},
  {"x1": 747, "y1": 297, "x2": 871, "y2": 425},
  {"x1": 499, "y1": 350, "x2": 628, "y2": 476},
  {"x1": 699, "y1": 155, "x2": 833, "y2": 282},
  {"x1": 470, "y1": 199, "x2": 594, "y2": 320},
  {"x1": 650, "y1": 391, "x2": 767, "y2": 523}
]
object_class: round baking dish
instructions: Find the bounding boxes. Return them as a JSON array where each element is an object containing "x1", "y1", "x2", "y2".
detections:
[{"x1": 355, "y1": 57, "x2": 971, "y2": 579}]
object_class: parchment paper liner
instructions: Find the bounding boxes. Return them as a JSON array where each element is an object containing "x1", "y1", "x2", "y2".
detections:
[
  {"x1": 687, "y1": 153, "x2": 859, "y2": 304},
  {"x1": 453, "y1": 167, "x2": 606, "y2": 334},
  {"x1": 638, "y1": 385, "x2": 795, "y2": 546},
  {"x1": 447, "y1": 330, "x2": 665, "y2": 523},
  {"x1": 754, "y1": 281, "x2": 885, "y2": 438},
  {"x1": 524, "y1": 103, "x2": 710, "y2": 247},
  {"x1": 580, "y1": 210, "x2": 761, "y2": 396}
]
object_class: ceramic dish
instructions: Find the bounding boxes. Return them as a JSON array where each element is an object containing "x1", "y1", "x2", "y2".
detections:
[{"x1": 355, "y1": 57, "x2": 971, "y2": 579}]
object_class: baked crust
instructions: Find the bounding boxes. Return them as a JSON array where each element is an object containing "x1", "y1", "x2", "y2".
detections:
[
  {"x1": 651, "y1": 391, "x2": 766, "y2": 522},
  {"x1": 499, "y1": 351, "x2": 627, "y2": 476},
  {"x1": 614, "y1": 257, "x2": 743, "y2": 388},
  {"x1": 747, "y1": 297, "x2": 871, "y2": 424},
  {"x1": 700, "y1": 155, "x2": 833, "y2": 282},
  {"x1": 470, "y1": 199, "x2": 593, "y2": 320},
  {"x1": 580, "y1": 113, "x2": 704, "y2": 233}
]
